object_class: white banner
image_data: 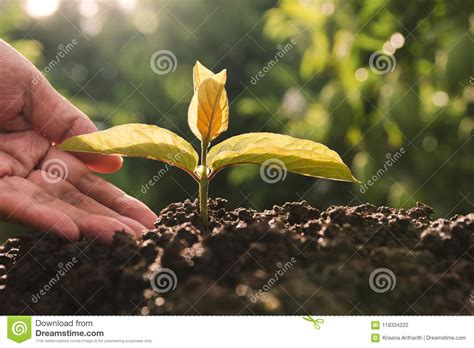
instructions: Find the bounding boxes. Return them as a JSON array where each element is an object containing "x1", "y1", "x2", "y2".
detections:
[{"x1": 1, "y1": 316, "x2": 472, "y2": 347}]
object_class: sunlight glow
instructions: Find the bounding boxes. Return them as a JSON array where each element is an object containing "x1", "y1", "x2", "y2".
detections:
[
  {"x1": 117, "y1": 0, "x2": 137, "y2": 12},
  {"x1": 79, "y1": 0, "x2": 99, "y2": 18},
  {"x1": 133, "y1": 10, "x2": 158, "y2": 34},
  {"x1": 80, "y1": 16, "x2": 103, "y2": 36},
  {"x1": 25, "y1": 0, "x2": 60, "y2": 19}
]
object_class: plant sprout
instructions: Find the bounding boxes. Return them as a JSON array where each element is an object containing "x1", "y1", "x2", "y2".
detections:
[{"x1": 58, "y1": 61, "x2": 359, "y2": 227}]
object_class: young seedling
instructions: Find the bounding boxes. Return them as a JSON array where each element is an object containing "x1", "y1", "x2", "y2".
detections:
[{"x1": 58, "y1": 61, "x2": 359, "y2": 227}]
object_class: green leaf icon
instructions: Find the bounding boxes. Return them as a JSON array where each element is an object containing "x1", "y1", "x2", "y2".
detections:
[
  {"x1": 7, "y1": 316, "x2": 32, "y2": 343},
  {"x1": 371, "y1": 333, "x2": 380, "y2": 343},
  {"x1": 302, "y1": 315, "x2": 324, "y2": 330}
]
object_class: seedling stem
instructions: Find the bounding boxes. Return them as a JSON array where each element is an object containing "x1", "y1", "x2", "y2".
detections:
[{"x1": 199, "y1": 140, "x2": 209, "y2": 227}]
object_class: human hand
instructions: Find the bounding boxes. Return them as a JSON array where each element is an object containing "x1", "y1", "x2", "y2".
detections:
[{"x1": 0, "y1": 40, "x2": 157, "y2": 242}]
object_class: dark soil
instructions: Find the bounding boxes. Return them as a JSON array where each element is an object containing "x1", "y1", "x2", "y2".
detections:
[{"x1": 1, "y1": 199, "x2": 473, "y2": 315}]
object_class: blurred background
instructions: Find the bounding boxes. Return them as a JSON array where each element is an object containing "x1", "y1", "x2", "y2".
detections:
[{"x1": 0, "y1": 0, "x2": 473, "y2": 240}]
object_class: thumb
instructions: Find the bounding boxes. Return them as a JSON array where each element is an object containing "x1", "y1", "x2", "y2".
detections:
[
  {"x1": 3, "y1": 39, "x2": 123, "y2": 173},
  {"x1": 28, "y1": 75, "x2": 123, "y2": 174}
]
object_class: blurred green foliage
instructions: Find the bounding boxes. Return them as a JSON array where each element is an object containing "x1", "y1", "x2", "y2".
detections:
[{"x1": 0, "y1": 0, "x2": 472, "y2": 240}]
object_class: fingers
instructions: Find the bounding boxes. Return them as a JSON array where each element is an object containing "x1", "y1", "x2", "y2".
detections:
[
  {"x1": 28, "y1": 78, "x2": 123, "y2": 173},
  {"x1": 0, "y1": 131, "x2": 50, "y2": 178},
  {"x1": 0, "y1": 40, "x2": 33, "y2": 132},
  {"x1": 0, "y1": 40, "x2": 122, "y2": 173},
  {"x1": 77, "y1": 176, "x2": 158, "y2": 229},
  {"x1": 40, "y1": 149, "x2": 158, "y2": 229},
  {"x1": 0, "y1": 176, "x2": 135, "y2": 243},
  {"x1": 28, "y1": 170, "x2": 147, "y2": 238},
  {"x1": 74, "y1": 152, "x2": 123, "y2": 174},
  {"x1": 0, "y1": 178, "x2": 79, "y2": 240}
]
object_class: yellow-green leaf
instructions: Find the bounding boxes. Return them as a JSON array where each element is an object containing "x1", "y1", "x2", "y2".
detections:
[
  {"x1": 193, "y1": 60, "x2": 214, "y2": 92},
  {"x1": 188, "y1": 64, "x2": 229, "y2": 144},
  {"x1": 57, "y1": 124, "x2": 199, "y2": 175},
  {"x1": 208, "y1": 133, "x2": 359, "y2": 182}
]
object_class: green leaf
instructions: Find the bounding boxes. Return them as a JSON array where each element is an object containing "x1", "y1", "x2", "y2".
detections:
[
  {"x1": 57, "y1": 124, "x2": 199, "y2": 175},
  {"x1": 208, "y1": 133, "x2": 359, "y2": 182}
]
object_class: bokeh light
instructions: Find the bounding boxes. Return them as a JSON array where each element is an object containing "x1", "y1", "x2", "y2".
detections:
[
  {"x1": 432, "y1": 91, "x2": 449, "y2": 107},
  {"x1": 79, "y1": 0, "x2": 99, "y2": 18},
  {"x1": 390, "y1": 32, "x2": 405, "y2": 49},
  {"x1": 24, "y1": 0, "x2": 60, "y2": 19},
  {"x1": 355, "y1": 68, "x2": 369, "y2": 82}
]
